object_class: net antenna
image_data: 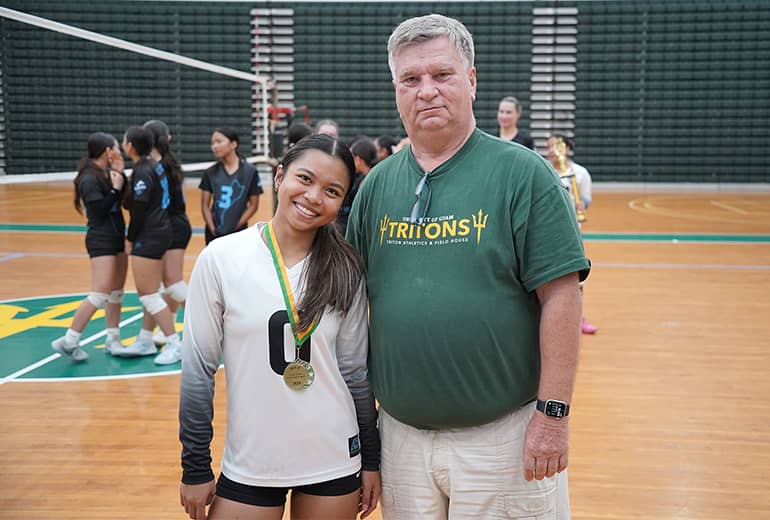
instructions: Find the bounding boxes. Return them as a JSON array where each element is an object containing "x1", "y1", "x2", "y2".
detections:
[{"x1": 0, "y1": 6, "x2": 275, "y2": 165}]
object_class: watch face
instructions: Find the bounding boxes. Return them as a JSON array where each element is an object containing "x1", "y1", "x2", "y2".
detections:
[{"x1": 545, "y1": 400, "x2": 567, "y2": 418}]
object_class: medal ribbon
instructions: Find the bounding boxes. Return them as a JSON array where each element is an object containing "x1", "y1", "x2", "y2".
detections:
[{"x1": 265, "y1": 221, "x2": 319, "y2": 346}]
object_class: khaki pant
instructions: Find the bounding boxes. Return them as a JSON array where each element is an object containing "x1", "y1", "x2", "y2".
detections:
[{"x1": 379, "y1": 402, "x2": 570, "y2": 519}]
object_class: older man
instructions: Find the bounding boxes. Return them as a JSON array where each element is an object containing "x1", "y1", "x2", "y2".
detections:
[{"x1": 347, "y1": 14, "x2": 589, "y2": 519}]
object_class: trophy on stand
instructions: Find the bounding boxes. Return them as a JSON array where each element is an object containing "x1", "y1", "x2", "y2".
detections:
[{"x1": 553, "y1": 137, "x2": 587, "y2": 223}]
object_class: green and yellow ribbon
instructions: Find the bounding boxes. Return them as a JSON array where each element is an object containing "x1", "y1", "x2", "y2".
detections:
[{"x1": 265, "y1": 221, "x2": 319, "y2": 346}]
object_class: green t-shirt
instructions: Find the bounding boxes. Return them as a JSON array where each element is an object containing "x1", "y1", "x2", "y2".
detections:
[{"x1": 347, "y1": 129, "x2": 589, "y2": 429}]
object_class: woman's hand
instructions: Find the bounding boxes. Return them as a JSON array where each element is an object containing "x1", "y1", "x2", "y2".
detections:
[
  {"x1": 359, "y1": 470, "x2": 381, "y2": 519},
  {"x1": 110, "y1": 169, "x2": 125, "y2": 191},
  {"x1": 109, "y1": 149, "x2": 125, "y2": 175},
  {"x1": 180, "y1": 480, "x2": 216, "y2": 520}
]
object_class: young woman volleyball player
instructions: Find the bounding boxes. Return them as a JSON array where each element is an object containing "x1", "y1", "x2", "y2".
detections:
[
  {"x1": 51, "y1": 133, "x2": 128, "y2": 361},
  {"x1": 199, "y1": 127, "x2": 262, "y2": 245},
  {"x1": 179, "y1": 134, "x2": 381, "y2": 520},
  {"x1": 117, "y1": 126, "x2": 182, "y2": 363},
  {"x1": 120, "y1": 120, "x2": 191, "y2": 364},
  {"x1": 336, "y1": 136, "x2": 378, "y2": 235}
]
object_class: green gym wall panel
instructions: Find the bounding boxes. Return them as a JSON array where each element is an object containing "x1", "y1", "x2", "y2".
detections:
[
  {"x1": 0, "y1": 0, "x2": 768, "y2": 182},
  {"x1": 0, "y1": 0, "x2": 254, "y2": 174},
  {"x1": 575, "y1": 0, "x2": 769, "y2": 182},
  {"x1": 285, "y1": 1, "x2": 533, "y2": 145}
]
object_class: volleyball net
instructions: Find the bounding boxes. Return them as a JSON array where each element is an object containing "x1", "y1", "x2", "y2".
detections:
[{"x1": 0, "y1": 6, "x2": 276, "y2": 181}]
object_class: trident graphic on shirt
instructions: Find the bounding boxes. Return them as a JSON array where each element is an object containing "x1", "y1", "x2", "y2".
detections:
[
  {"x1": 472, "y1": 210, "x2": 488, "y2": 244},
  {"x1": 379, "y1": 215, "x2": 390, "y2": 245}
]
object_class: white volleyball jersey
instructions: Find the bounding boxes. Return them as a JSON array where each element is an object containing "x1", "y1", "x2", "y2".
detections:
[{"x1": 180, "y1": 223, "x2": 370, "y2": 487}]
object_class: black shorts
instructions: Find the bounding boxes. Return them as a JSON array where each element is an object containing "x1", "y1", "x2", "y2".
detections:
[
  {"x1": 205, "y1": 224, "x2": 247, "y2": 245},
  {"x1": 130, "y1": 231, "x2": 171, "y2": 260},
  {"x1": 85, "y1": 231, "x2": 124, "y2": 258},
  {"x1": 169, "y1": 213, "x2": 192, "y2": 250},
  {"x1": 216, "y1": 471, "x2": 361, "y2": 507}
]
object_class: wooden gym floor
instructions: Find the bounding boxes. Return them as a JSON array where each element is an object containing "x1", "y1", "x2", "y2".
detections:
[{"x1": 0, "y1": 182, "x2": 769, "y2": 519}]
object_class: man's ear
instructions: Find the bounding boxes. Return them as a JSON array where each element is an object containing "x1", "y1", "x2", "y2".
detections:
[{"x1": 469, "y1": 67, "x2": 477, "y2": 101}]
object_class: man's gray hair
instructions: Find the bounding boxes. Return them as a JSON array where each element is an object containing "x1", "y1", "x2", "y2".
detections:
[{"x1": 388, "y1": 14, "x2": 475, "y2": 78}]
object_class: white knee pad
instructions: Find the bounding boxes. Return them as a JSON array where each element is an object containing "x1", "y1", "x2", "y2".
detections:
[
  {"x1": 139, "y1": 292, "x2": 168, "y2": 315},
  {"x1": 164, "y1": 281, "x2": 187, "y2": 303},
  {"x1": 86, "y1": 292, "x2": 109, "y2": 309},
  {"x1": 108, "y1": 290, "x2": 124, "y2": 304}
]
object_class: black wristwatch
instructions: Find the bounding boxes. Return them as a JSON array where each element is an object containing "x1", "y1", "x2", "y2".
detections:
[{"x1": 536, "y1": 399, "x2": 570, "y2": 419}]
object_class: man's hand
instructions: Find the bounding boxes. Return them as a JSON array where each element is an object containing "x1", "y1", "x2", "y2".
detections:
[
  {"x1": 523, "y1": 412, "x2": 569, "y2": 481},
  {"x1": 359, "y1": 470, "x2": 381, "y2": 518},
  {"x1": 180, "y1": 480, "x2": 216, "y2": 520}
]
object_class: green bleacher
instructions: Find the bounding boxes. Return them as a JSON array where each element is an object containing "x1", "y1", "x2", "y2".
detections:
[{"x1": 0, "y1": 0, "x2": 767, "y2": 182}]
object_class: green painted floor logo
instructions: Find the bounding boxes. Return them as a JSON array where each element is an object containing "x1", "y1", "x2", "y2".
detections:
[{"x1": 0, "y1": 293, "x2": 183, "y2": 381}]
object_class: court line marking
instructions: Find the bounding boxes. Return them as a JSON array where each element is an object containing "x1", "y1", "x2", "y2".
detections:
[
  {"x1": 710, "y1": 200, "x2": 749, "y2": 215},
  {"x1": 628, "y1": 195, "x2": 770, "y2": 226},
  {"x1": 0, "y1": 223, "x2": 207, "y2": 234},
  {"x1": 0, "y1": 311, "x2": 145, "y2": 385},
  {"x1": 13, "y1": 363, "x2": 228, "y2": 383},
  {"x1": 0, "y1": 252, "x2": 200, "y2": 260},
  {"x1": 1, "y1": 252, "x2": 83, "y2": 259},
  {"x1": 15, "y1": 369, "x2": 182, "y2": 383},
  {"x1": 0, "y1": 291, "x2": 114, "y2": 303},
  {"x1": 593, "y1": 262, "x2": 770, "y2": 270},
  {"x1": 582, "y1": 233, "x2": 770, "y2": 243},
  {"x1": 0, "y1": 253, "x2": 25, "y2": 262}
]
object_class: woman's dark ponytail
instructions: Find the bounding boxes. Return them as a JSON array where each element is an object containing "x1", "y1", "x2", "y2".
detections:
[
  {"x1": 73, "y1": 132, "x2": 115, "y2": 214},
  {"x1": 144, "y1": 120, "x2": 184, "y2": 186}
]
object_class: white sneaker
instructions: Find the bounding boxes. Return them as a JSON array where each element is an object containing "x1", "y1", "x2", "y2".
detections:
[
  {"x1": 52, "y1": 336, "x2": 89, "y2": 362},
  {"x1": 152, "y1": 329, "x2": 167, "y2": 345},
  {"x1": 114, "y1": 339, "x2": 158, "y2": 357},
  {"x1": 154, "y1": 343, "x2": 182, "y2": 365},
  {"x1": 104, "y1": 339, "x2": 124, "y2": 355}
]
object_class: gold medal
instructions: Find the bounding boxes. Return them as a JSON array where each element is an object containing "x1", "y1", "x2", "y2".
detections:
[
  {"x1": 266, "y1": 222, "x2": 320, "y2": 392},
  {"x1": 283, "y1": 359, "x2": 315, "y2": 390}
]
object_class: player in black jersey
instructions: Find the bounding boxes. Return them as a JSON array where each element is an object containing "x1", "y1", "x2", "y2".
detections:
[
  {"x1": 121, "y1": 120, "x2": 191, "y2": 364},
  {"x1": 199, "y1": 127, "x2": 263, "y2": 245},
  {"x1": 51, "y1": 133, "x2": 128, "y2": 361},
  {"x1": 336, "y1": 137, "x2": 377, "y2": 235},
  {"x1": 118, "y1": 126, "x2": 182, "y2": 361}
]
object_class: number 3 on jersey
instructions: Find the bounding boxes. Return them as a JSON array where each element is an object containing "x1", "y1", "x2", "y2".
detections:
[
  {"x1": 268, "y1": 310, "x2": 311, "y2": 376},
  {"x1": 217, "y1": 185, "x2": 233, "y2": 209}
]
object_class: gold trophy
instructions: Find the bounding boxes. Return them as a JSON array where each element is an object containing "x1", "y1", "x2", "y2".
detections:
[{"x1": 553, "y1": 137, "x2": 587, "y2": 223}]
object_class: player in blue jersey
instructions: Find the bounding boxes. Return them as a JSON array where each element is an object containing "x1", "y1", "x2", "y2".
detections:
[
  {"x1": 199, "y1": 127, "x2": 263, "y2": 245},
  {"x1": 120, "y1": 120, "x2": 191, "y2": 363},
  {"x1": 118, "y1": 126, "x2": 182, "y2": 361}
]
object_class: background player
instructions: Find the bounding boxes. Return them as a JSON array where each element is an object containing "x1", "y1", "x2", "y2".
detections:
[
  {"x1": 498, "y1": 95, "x2": 536, "y2": 150},
  {"x1": 336, "y1": 136, "x2": 378, "y2": 234},
  {"x1": 117, "y1": 126, "x2": 183, "y2": 362},
  {"x1": 126, "y1": 120, "x2": 191, "y2": 360},
  {"x1": 547, "y1": 133, "x2": 598, "y2": 335},
  {"x1": 51, "y1": 132, "x2": 128, "y2": 361},
  {"x1": 199, "y1": 127, "x2": 263, "y2": 245}
]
